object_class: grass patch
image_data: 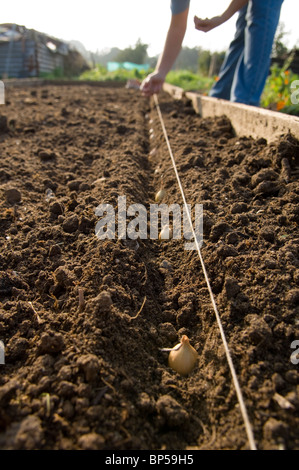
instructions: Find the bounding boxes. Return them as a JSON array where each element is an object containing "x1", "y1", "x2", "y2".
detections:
[{"x1": 165, "y1": 70, "x2": 215, "y2": 94}]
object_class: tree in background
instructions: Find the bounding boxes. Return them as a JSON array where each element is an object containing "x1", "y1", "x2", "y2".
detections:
[
  {"x1": 198, "y1": 50, "x2": 226, "y2": 77},
  {"x1": 198, "y1": 50, "x2": 211, "y2": 76},
  {"x1": 115, "y1": 39, "x2": 148, "y2": 64},
  {"x1": 272, "y1": 22, "x2": 289, "y2": 59},
  {"x1": 173, "y1": 46, "x2": 201, "y2": 73}
]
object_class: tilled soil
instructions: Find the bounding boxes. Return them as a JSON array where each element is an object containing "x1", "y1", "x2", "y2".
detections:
[{"x1": 0, "y1": 83, "x2": 298, "y2": 450}]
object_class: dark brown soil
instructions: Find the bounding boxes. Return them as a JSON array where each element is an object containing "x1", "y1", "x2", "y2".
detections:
[{"x1": 0, "y1": 83, "x2": 298, "y2": 450}]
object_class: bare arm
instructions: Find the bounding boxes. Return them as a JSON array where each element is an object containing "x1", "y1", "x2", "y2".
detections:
[
  {"x1": 156, "y1": 8, "x2": 189, "y2": 77},
  {"x1": 141, "y1": 8, "x2": 189, "y2": 96},
  {"x1": 194, "y1": 0, "x2": 248, "y2": 32}
]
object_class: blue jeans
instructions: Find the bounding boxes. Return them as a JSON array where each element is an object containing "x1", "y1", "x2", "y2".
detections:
[{"x1": 209, "y1": 0, "x2": 284, "y2": 106}]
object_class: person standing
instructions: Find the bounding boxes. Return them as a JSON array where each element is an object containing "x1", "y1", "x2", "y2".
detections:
[{"x1": 141, "y1": 0, "x2": 284, "y2": 107}]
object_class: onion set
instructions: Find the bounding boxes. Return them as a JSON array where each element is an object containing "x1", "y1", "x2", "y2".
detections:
[
  {"x1": 155, "y1": 188, "x2": 166, "y2": 203},
  {"x1": 162, "y1": 335, "x2": 198, "y2": 376}
]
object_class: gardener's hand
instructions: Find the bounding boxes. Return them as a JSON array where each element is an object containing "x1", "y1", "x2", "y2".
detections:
[
  {"x1": 140, "y1": 71, "x2": 165, "y2": 97},
  {"x1": 194, "y1": 15, "x2": 224, "y2": 32}
]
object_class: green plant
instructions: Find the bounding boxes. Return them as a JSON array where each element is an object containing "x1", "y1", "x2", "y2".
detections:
[
  {"x1": 261, "y1": 53, "x2": 299, "y2": 115},
  {"x1": 39, "y1": 67, "x2": 65, "y2": 79},
  {"x1": 165, "y1": 70, "x2": 214, "y2": 93},
  {"x1": 280, "y1": 103, "x2": 299, "y2": 116},
  {"x1": 79, "y1": 64, "x2": 150, "y2": 82}
]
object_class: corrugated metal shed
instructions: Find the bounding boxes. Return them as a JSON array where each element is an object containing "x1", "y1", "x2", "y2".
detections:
[{"x1": 0, "y1": 23, "x2": 76, "y2": 78}]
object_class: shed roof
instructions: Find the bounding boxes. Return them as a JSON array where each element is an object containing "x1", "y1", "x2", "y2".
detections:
[{"x1": 0, "y1": 23, "x2": 69, "y2": 56}]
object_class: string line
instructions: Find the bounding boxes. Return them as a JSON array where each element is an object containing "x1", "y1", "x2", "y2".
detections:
[{"x1": 153, "y1": 93, "x2": 257, "y2": 451}]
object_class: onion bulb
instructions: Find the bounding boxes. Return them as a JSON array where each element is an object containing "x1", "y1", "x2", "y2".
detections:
[
  {"x1": 159, "y1": 225, "x2": 172, "y2": 240},
  {"x1": 150, "y1": 148, "x2": 157, "y2": 157},
  {"x1": 155, "y1": 188, "x2": 166, "y2": 203},
  {"x1": 168, "y1": 335, "x2": 198, "y2": 376}
]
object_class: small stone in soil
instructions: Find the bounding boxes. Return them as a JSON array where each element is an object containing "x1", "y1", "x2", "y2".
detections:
[
  {"x1": 230, "y1": 202, "x2": 248, "y2": 214},
  {"x1": 223, "y1": 277, "x2": 240, "y2": 299},
  {"x1": 210, "y1": 222, "x2": 231, "y2": 242},
  {"x1": 286, "y1": 289, "x2": 299, "y2": 306},
  {"x1": 67, "y1": 180, "x2": 82, "y2": 191},
  {"x1": 37, "y1": 331, "x2": 65, "y2": 355},
  {"x1": 53, "y1": 266, "x2": 75, "y2": 289},
  {"x1": 14, "y1": 415, "x2": 44, "y2": 450},
  {"x1": 49, "y1": 201, "x2": 64, "y2": 216},
  {"x1": 78, "y1": 433, "x2": 105, "y2": 450},
  {"x1": 0, "y1": 115, "x2": 9, "y2": 134},
  {"x1": 160, "y1": 260, "x2": 173, "y2": 270},
  {"x1": 38, "y1": 149, "x2": 57, "y2": 161},
  {"x1": 263, "y1": 417, "x2": 289, "y2": 441},
  {"x1": 156, "y1": 395, "x2": 189, "y2": 428},
  {"x1": 62, "y1": 214, "x2": 79, "y2": 233},
  {"x1": 49, "y1": 244, "x2": 62, "y2": 257},
  {"x1": 77, "y1": 354, "x2": 100, "y2": 382},
  {"x1": 87, "y1": 291, "x2": 113, "y2": 313},
  {"x1": 7, "y1": 337, "x2": 29, "y2": 361},
  {"x1": 5, "y1": 188, "x2": 22, "y2": 204}
]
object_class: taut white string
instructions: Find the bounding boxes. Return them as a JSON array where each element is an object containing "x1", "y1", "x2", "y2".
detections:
[{"x1": 153, "y1": 93, "x2": 257, "y2": 451}]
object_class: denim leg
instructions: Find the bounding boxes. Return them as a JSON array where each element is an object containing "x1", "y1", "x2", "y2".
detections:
[
  {"x1": 209, "y1": 6, "x2": 247, "y2": 100},
  {"x1": 231, "y1": 0, "x2": 284, "y2": 106}
]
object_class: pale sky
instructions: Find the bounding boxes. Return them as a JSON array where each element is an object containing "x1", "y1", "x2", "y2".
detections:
[{"x1": 1, "y1": 1, "x2": 298, "y2": 57}]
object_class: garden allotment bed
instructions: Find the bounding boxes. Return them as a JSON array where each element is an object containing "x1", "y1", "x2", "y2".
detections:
[{"x1": 0, "y1": 81, "x2": 298, "y2": 450}]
